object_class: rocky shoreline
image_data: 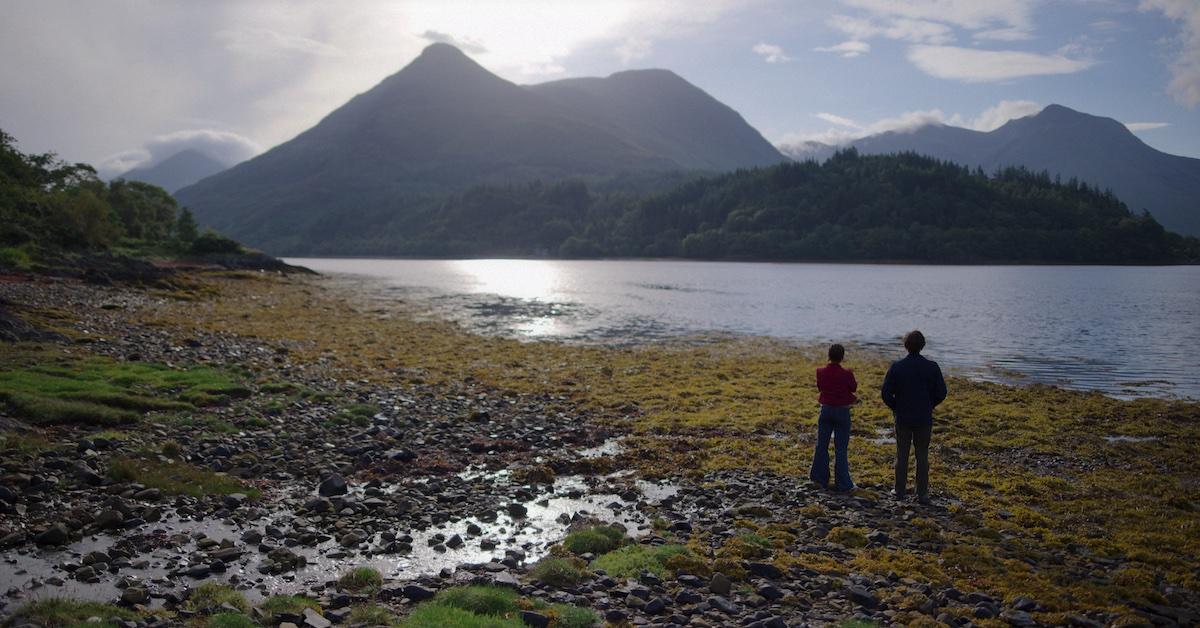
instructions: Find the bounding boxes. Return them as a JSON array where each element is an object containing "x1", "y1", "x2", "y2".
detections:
[{"x1": 1, "y1": 272, "x2": 1198, "y2": 627}]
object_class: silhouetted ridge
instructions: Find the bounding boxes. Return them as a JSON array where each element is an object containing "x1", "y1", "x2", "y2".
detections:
[
  {"x1": 176, "y1": 44, "x2": 788, "y2": 252},
  {"x1": 843, "y1": 104, "x2": 1200, "y2": 235}
]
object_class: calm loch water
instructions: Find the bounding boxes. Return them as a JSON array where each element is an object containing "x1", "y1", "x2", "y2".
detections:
[{"x1": 287, "y1": 258, "x2": 1200, "y2": 400}]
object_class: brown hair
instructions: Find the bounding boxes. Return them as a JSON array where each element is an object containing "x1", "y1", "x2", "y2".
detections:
[
  {"x1": 828, "y1": 343, "x2": 845, "y2": 363},
  {"x1": 903, "y1": 330, "x2": 926, "y2": 354}
]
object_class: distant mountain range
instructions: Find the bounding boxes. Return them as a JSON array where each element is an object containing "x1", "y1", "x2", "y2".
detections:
[
  {"x1": 176, "y1": 43, "x2": 787, "y2": 249},
  {"x1": 786, "y1": 105, "x2": 1200, "y2": 236},
  {"x1": 117, "y1": 149, "x2": 229, "y2": 194}
]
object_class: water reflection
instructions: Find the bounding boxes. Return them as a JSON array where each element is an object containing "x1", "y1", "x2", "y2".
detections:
[{"x1": 452, "y1": 259, "x2": 562, "y2": 300}]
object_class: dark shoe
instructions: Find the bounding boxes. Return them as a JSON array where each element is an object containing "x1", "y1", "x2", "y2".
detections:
[
  {"x1": 832, "y1": 484, "x2": 857, "y2": 494},
  {"x1": 917, "y1": 495, "x2": 932, "y2": 505},
  {"x1": 891, "y1": 489, "x2": 907, "y2": 500}
]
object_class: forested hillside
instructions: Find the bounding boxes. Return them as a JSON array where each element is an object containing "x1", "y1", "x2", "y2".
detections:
[
  {"x1": 294, "y1": 150, "x2": 1200, "y2": 264},
  {"x1": 0, "y1": 130, "x2": 287, "y2": 275}
]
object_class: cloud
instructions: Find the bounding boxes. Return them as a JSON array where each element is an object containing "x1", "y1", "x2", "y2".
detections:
[
  {"x1": 816, "y1": 112, "x2": 860, "y2": 128},
  {"x1": 971, "y1": 99, "x2": 1041, "y2": 131},
  {"x1": 98, "y1": 129, "x2": 260, "y2": 178},
  {"x1": 615, "y1": 37, "x2": 653, "y2": 64},
  {"x1": 418, "y1": 30, "x2": 487, "y2": 54},
  {"x1": 841, "y1": 0, "x2": 1034, "y2": 33},
  {"x1": 775, "y1": 100, "x2": 1044, "y2": 151},
  {"x1": 215, "y1": 27, "x2": 344, "y2": 58},
  {"x1": 814, "y1": 40, "x2": 872, "y2": 57},
  {"x1": 828, "y1": 14, "x2": 954, "y2": 44},
  {"x1": 1140, "y1": 0, "x2": 1200, "y2": 107},
  {"x1": 752, "y1": 42, "x2": 792, "y2": 63},
  {"x1": 1125, "y1": 121, "x2": 1171, "y2": 131},
  {"x1": 973, "y1": 27, "x2": 1034, "y2": 42},
  {"x1": 907, "y1": 45, "x2": 1094, "y2": 82}
]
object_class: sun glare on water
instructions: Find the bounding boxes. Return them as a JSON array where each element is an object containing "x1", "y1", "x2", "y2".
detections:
[{"x1": 453, "y1": 259, "x2": 563, "y2": 301}]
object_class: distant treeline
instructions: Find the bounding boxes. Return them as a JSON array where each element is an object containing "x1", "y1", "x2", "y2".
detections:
[
  {"x1": 292, "y1": 150, "x2": 1199, "y2": 263},
  {"x1": 0, "y1": 130, "x2": 240, "y2": 268}
]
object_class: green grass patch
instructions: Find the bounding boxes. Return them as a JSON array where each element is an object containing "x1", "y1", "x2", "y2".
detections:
[
  {"x1": 348, "y1": 604, "x2": 400, "y2": 626},
  {"x1": 205, "y1": 612, "x2": 256, "y2": 628},
  {"x1": 3, "y1": 598, "x2": 140, "y2": 628},
  {"x1": 530, "y1": 557, "x2": 586, "y2": 587},
  {"x1": 434, "y1": 586, "x2": 520, "y2": 616},
  {"x1": 184, "y1": 581, "x2": 250, "y2": 615},
  {"x1": 338, "y1": 566, "x2": 383, "y2": 593},
  {"x1": 420, "y1": 586, "x2": 597, "y2": 628},
  {"x1": 590, "y1": 544, "x2": 693, "y2": 579},
  {"x1": 328, "y1": 403, "x2": 376, "y2": 428},
  {"x1": 0, "y1": 245, "x2": 34, "y2": 270},
  {"x1": 258, "y1": 381, "x2": 299, "y2": 395},
  {"x1": 561, "y1": 526, "x2": 624, "y2": 555},
  {"x1": 401, "y1": 604, "x2": 524, "y2": 628},
  {"x1": 258, "y1": 595, "x2": 320, "y2": 622},
  {"x1": 542, "y1": 603, "x2": 599, "y2": 628},
  {"x1": 0, "y1": 351, "x2": 244, "y2": 426},
  {"x1": 0, "y1": 431, "x2": 54, "y2": 453},
  {"x1": 108, "y1": 457, "x2": 258, "y2": 498}
]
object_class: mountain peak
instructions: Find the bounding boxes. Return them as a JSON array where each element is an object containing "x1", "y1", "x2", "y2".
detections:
[
  {"x1": 415, "y1": 42, "x2": 468, "y2": 61},
  {"x1": 391, "y1": 42, "x2": 493, "y2": 81}
]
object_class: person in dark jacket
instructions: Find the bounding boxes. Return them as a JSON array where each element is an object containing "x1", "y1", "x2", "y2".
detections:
[
  {"x1": 810, "y1": 343, "x2": 858, "y2": 492},
  {"x1": 880, "y1": 330, "x2": 947, "y2": 504}
]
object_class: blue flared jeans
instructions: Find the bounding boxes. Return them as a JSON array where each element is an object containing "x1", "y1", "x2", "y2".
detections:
[{"x1": 810, "y1": 405, "x2": 854, "y2": 491}]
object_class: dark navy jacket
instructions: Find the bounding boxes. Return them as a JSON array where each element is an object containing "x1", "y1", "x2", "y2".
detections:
[{"x1": 880, "y1": 353, "x2": 947, "y2": 428}]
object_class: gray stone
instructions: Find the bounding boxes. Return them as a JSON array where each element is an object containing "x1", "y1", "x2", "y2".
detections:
[
  {"x1": 746, "y1": 561, "x2": 782, "y2": 579},
  {"x1": 492, "y1": 571, "x2": 520, "y2": 589},
  {"x1": 846, "y1": 585, "x2": 879, "y2": 608},
  {"x1": 35, "y1": 523, "x2": 69, "y2": 546},
  {"x1": 302, "y1": 607, "x2": 332, "y2": 628},
  {"x1": 709, "y1": 596, "x2": 740, "y2": 615},
  {"x1": 403, "y1": 584, "x2": 436, "y2": 601},
  {"x1": 709, "y1": 573, "x2": 732, "y2": 595},
  {"x1": 319, "y1": 474, "x2": 348, "y2": 497},
  {"x1": 95, "y1": 509, "x2": 124, "y2": 530},
  {"x1": 121, "y1": 587, "x2": 150, "y2": 605}
]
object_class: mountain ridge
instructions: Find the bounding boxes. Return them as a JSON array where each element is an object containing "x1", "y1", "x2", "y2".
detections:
[
  {"x1": 117, "y1": 149, "x2": 228, "y2": 193},
  {"x1": 788, "y1": 105, "x2": 1200, "y2": 235},
  {"x1": 175, "y1": 43, "x2": 788, "y2": 250}
]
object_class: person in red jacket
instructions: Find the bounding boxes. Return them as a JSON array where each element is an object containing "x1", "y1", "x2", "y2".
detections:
[{"x1": 810, "y1": 343, "x2": 858, "y2": 492}]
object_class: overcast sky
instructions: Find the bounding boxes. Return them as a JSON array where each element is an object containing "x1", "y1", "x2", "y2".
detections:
[{"x1": 2, "y1": 0, "x2": 1197, "y2": 176}]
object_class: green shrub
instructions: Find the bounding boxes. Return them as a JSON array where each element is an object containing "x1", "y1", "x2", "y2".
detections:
[
  {"x1": 590, "y1": 544, "x2": 693, "y2": 579},
  {"x1": 0, "y1": 245, "x2": 34, "y2": 269},
  {"x1": 258, "y1": 595, "x2": 320, "y2": 622},
  {"x1": 191, "y1": 230, "x2": 242, "y2": 254},
  {"x1": 185, "y1": 581, "x2": 249, "y2": 615},
  {"x1": 530, "y1": 557, "x2": 586, "y2": 587},
  {"x1": 347, "y1": 604, "x2": 399, "y2": 626},
  {"x1": 828, "y1": 526, "x2": 869, "y2": 548},
  {"x1": 562, "y1": 526, "x2": 624, "y2": 555},
  {"x1": 338, "y1": 566, "x2": 383, "y2": 593}
]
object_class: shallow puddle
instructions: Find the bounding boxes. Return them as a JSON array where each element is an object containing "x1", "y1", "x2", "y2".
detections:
[{"x1": 0, "y1": 472, "x2": 679, "y2": 606}]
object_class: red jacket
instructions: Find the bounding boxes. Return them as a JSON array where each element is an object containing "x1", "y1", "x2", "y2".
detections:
[{"x1": 816, "y1": 363, "x2": 858, "y2": 406}]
